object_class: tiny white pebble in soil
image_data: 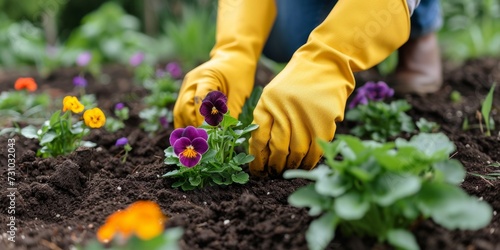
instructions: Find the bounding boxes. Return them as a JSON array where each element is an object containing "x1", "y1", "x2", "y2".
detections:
[
  {"x1": 117, "y1": 186, "x2": 122, "y2": 191},
  {"x1": 490, "y1": 228, "x2": 495, "y2": 234},
  {"x1": 291, "y1": 215, "x2": 295, "y2": 219},
  {"x1": 183, "y1": 195, "x2": 187, "y2": 199},
  {"x1": 267, "y1": 192, "x2": 270, "y2": 195},
  {"x1": 56, "y1": 214, "x2": 60, "y2": 218},
  {"x1": 479, "y1": 197, "x2": 483, "y2": 201},
  {"x1": 224, "y1": 220, "x2": 230, "y2": 225},
  {"x1": 493, "y1": 211, "x2": 497, "y2": 216}
]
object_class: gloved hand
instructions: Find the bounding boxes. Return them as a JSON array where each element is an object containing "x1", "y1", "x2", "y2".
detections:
[
  {"x1": 249, "y1": 0, "x2": 411, "y2": 177},
  {"x1": 173, "y1": 0, "x2": 276, "y2": 128}
]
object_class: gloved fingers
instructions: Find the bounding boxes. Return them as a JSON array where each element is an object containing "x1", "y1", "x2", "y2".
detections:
[
  {"x1": 285, "y1": 126, "x2": 311, "y2": 170},
  {"x1": 266, "y1": 112, "x2": 291, "y2": 175},
  {"x1": 249, "y1": 104, "x2": 273, "y2": 177},
  {"x1": 173, "y1": 80, "x2": 198, "y2": 128},
  {"x1": 299, "y1": 140, "x2": 323, "y2": 171}
]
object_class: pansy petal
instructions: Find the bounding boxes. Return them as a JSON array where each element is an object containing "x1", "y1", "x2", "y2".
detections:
[
  {"x1": 192, "y1": 138, "x2": 209, "y2": 154},
  {"x1": 182, "y1": 126, "x2": 200, "y2": 140},
  {"x1": 214, "y1": 99, "x2": 228, "y2": 114},
  {"x1": 205, "y1": 113, "x2": 224, "y2": 126},
  {"x1": 195, "y1": 128, "x2": 208, "y2": 141},
  {"x1": 169, "y1": 128, "x2": 185, "y2": 146},
  {"x1": 173, "y1": 137, "x2": 192, "y2": 155},
  {"x1": 205, "y1": 91, "x2": 227, "y2": 103},
  {"x1": 199, "y1": 102, "x2": 213, "y2": 117},
  {"x1": 179, "y1": 153, "x2": 201, "y2": 168}
]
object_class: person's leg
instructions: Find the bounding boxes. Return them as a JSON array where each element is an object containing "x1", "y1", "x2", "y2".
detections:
[
  {"x1": 393, "y1": 0, "x2": 443, "y2": 95},
  {"x1": 263, "y1": 0, "x2": 335, "y2": 63}
]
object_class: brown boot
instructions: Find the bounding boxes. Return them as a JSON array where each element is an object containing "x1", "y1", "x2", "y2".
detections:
[{"x1": 391, "y1": 33, "x2": 442, "y2": 95}]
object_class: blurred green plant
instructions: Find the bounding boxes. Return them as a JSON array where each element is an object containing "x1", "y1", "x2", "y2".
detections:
[
  {"x1": 161, "y1": 4, "x2": 216, "y2": 70},
  {"x1": 439, "y1": 0, "x2": 500, "y2": 60},
  {"x1": 480, "y1": 82, "x2": 496, "y2": 136},
  {"x1": 0, "y1": 90, "x2": 51, "y2": 127}
]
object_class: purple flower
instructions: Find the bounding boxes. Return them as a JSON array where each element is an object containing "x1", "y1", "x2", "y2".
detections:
[
  {"x1": 349, "y1": 81, "x2": 394, "y2": 109},
  {"x1": 115, "y1": 137, "x2": 129, "y2": 147},
  {"x1": 115, "y1": 102, "x2": 125, "y2": 110},
  {"x1": 166, "y1": 62, "x2": 182, "y2": 79},
  {"x1": 76, "y1": 51, "x2": 92, "y2": 67},
  {"x1": 159, "y1": 116, "x2": 169, "y2": 129},
  {"x1": 199, "y1": 91, "x2": 228, "y2": 126},
  {"x1": 73, "y1": 76, "x2": 87, "y2": 88},
  {"x1": 129, "y1": 52, "x2": 145, "y2": 67},
  {"x1": 170, "y1": 126, "x2": 208, "y2": 167}
]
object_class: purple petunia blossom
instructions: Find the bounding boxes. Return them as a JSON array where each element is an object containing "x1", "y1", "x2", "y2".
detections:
[
  {"x1": 129, "y1": 52, "x2": 145, "y2": 67},
  {"x1": 73, "y1": 76, "x2": 87, "y2": 88},
  {"x1": 76, "y1": 51, "x2": 92, "y2": 67},
  {"x1": 349, "y1": 81, "x2": 394, "y2": 109},
  {"x1": 115, "y1": 102, "x2": 125, "y2": 110},
  {"x1": 170, "y1": 126, "x2": 209, "y2": 167},
  {"x1": 155, "y1": 69, "x2": 166, "y2": 78},
  {"x1": 166, "y1": 62, "x2": 182, "y2": 79},
  {"x1": 199, "y1": 91, "x2": 228, "y2": 126},
  {"x1": 115, "y1": 137, "x2": 129, "y2": 147}
]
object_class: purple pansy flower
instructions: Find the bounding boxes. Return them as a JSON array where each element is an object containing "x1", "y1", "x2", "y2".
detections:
[
  {"x1": 129, "y1": 52, "x2": 145, "y2": 67},
  {"x1": 166, "y1": 62, "x2": 182, "y2": 79},
  {"x1": 170, "y1": 126, "x2": 209, "y2": 168},
  {"x1": 76, "y1": 51, "x2": 92, "y2": 67},
  {"x1": 349, "y1": 81, "x2": 394, "y2": 109},
  {"x1": 115, "y1": 137, "x2": 129, "y2": 147},
  {"x1": 199, "y1": 91, "x2": 228, "y2": 126},
  {"x1": 73, "y1": 76, "x2": 87, "y2": 88},
  {"x1": 115, "y1": 102, "x2": 125, "y2": 110}
]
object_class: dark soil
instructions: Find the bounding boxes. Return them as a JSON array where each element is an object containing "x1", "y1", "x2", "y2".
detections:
[{"x1": 0, "y1": 58, "x2": 499, "y2": 250}]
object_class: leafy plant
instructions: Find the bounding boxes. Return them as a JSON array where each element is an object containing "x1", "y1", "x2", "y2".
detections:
[
  {"x1": 163, "y1": 91, "x2": 258, "y2": 191},
  {"x1": 105, "y1": 103, "x2": 130, "y2": 133},
  {"x1": 469, "y1": 162, "x2": 500, "y2": 181},
  {"x1": 480, "y1": 82, "x2": 496, "y2": 136},
  {"x1": 161, "y1": 4, "x2": 215, "y2": 69},
  {"x1": 284, "y1": 133, "x2": 493, "y2": 250},
  {"x1": 20, "y1": 96, "x2": 105, "y2": 157},
  {"x1": 346, "y1": 81, "x2": 415, "y2": 142},
  {"x1": 416, "y1": 118, "x2": 440, "y2": 133}
]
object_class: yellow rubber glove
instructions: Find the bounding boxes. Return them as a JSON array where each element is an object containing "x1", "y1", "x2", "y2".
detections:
[
  {"x1": 249, "y1": 0, "x2": 411, "y2": 177},
  {"x1": 173, "y1": 0, "x2": 276, "y2": 128}
]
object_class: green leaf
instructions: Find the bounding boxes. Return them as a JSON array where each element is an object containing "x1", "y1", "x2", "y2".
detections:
[
  {"x1": 162, "y1": 170, "x2": 180, "y2": 177},
  {"x1": 288, "y1": 184, "x2": 328, "y2": 216},
  {"x1": 284, "y1": 165, "x2": 331, "y2": 181},
  {"x1": 387, "y1": 229, "x2": 420, "y2": 250},
  {"x1": 40, "y1": 132, "x2": 57, "y2": 144},
  {"x1": 417, "y1": 182, "x2": 493, "y2": 230},
  {"x1": 232, "y1": 153, "x2": 255, "y2": 165},
  {"x1": 315, "y1": 172, "x2": 351, "y2": 197},
  {"x1": 395, "y1": 133, "x2": 455, "y2": 159},
  {"x1": 306, "y1": 212, "x2": 338, "y2": 250},
  {"x1": 334, "y1": 190, "x2": 369, "y2": 220},
  {"x1": 432, "y1": 159, "x2": 466, "y2": 185},
  {"x1": 481, "y1": 82, "x2": 496, "y2": 135},
  {"x1": 189, "y1": 175, "x2": 202, "y2": 186},
  {"x1": 80, "y1": 141, "x2": 97, "y2": 148},
  {"x1": 372, "y1": 173, "x2": 421, "y2": 206},
  {"x1": 20, "y1": 125, "x2": 38, "y2": 139},
  {"x1": 220, "y1": 113, "x2": 239, "y2": 128},
  {"x1": 231, "y1": 172, "x2": 249, "y2": 184},
  {"x1": 242, "y1": 124, "x2": 259, "y2": 134},
  {"x1": 49, "y1": 110, "x2": 62, "y2": 126},
  {"x1": 201, "y1": 149, "x2": 217, "y2": 162}
]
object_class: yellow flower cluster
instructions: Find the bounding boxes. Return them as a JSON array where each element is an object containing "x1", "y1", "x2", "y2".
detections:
[
  {"x1": 62, "y1": 96, "x2": 106, "y2": 128},
  {"x1": 97, "y1": 201, "x2": 167, "y2": 243}
]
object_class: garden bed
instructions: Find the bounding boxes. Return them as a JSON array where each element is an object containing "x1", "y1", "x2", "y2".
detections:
[{"x1": 0, "y1": 58, "x2": 499, "y2": 250}]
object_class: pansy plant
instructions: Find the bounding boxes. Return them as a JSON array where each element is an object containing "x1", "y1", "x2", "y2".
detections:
[
  {"x1": 105, "y1": 102, "x2": 130, "y2": 132},
  {"x1": 163, "y1": 91, "x2": 258, "y2": 191},
  {"x1": 346, "y1": 81, "x2": 415, "y2": 142},
  {"x1": 21, "y1": 96, "x2": 106, "y2": 157}
]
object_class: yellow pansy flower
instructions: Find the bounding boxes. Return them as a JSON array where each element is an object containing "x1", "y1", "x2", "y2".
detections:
[
  {"x1": 83, "y1": 107, "x2": 106, "y2": 128},
  {"x1": 62, "y1": 96, "x2": 84, "y2": 113}
]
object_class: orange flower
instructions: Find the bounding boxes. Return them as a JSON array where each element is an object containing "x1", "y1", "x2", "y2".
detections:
[
  {"x1": 97, "y1": 201, "x2": 167, "y2": 243},
  {"x1": 62, "y1": 96, "x2": 85, "y2": 113},
  {"x1": 83, "y1": 107, "x2": 106, "y2": 128},
  {"x1": 14, "y1": 77, "x2": 37, "y2": 92}
]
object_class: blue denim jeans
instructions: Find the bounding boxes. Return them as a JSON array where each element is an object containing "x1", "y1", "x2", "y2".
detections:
[{"x1": 263, "y1": 0, "x2": 443, "y2": 62}]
